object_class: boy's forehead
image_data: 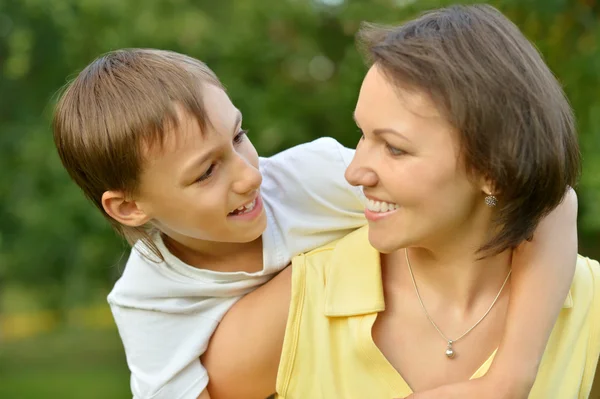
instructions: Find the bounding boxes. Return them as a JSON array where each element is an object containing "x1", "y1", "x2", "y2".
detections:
[
  {"x1": 201, "y1": 83, "x2": 238, "y2": 128},
  {"x1": 157, "y1": 101, "x2": 239, "y2": 151},
  {"x1": 142, "y1": 84, "x2": 240, "y2": 159},
  {"x1": 178, "y1": 100, "x2": 240, "y2": 138}
]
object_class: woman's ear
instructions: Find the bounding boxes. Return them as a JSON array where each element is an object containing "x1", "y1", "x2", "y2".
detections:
[
  {"x1": 101, "y1": 190, "x2": 151, "y2": 227},
  {"x1": 480, "y1": 175, "x2": 497, "y2": 197}
]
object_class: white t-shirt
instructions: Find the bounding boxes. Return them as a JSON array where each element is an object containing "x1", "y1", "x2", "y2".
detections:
[{"x1": 107, "y1": 137, "x2": 366, "y2": 399}]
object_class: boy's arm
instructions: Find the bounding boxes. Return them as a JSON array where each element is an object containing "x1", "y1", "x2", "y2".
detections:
[
  {"x1": 489, "y1": 188, "x2": 578, "y2": 387},
  {"x1": 402, "y1": 188, "x2": 579, "y2": 399}
]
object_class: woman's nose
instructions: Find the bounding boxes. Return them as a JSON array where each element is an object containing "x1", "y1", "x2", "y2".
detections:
[{"x1": 345, "y1": 150, "x2": 378, "y2": 188}]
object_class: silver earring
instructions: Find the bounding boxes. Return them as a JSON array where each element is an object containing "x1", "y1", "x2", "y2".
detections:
[{"x1": 484, "y1": 195, "x2": 498, "y2": 207}]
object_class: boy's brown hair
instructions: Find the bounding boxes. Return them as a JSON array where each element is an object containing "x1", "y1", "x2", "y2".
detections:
[
  {"x1": 53, "y1": 49, "x2": 223, "y2": 260},
  {"x1": 358, "y1": 4, "x2": 580, "y2": 255}
]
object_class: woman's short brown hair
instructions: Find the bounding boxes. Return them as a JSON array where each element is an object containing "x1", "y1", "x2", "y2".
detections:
[
  {"x1": 358, "y1": 4, "x2": 581, "y2": 255},
  {"x1": 53, "y1": 49, "x2": 223, "y2": 260}
]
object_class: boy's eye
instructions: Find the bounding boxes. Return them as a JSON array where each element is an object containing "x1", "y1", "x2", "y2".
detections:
[
  {"x1": 233, "y1": 129, "x2": 248, "y2": 144},
  {"x1": 386, "y1": 143, "x2": 405, "y2": 156},
  {"x1": 197, "y1": 164, "x2": 215, "y2": 182}
]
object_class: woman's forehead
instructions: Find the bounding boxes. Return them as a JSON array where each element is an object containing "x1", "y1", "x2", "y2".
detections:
[
  {"x1": 356, "y1": 66, "x2": 442, "y2": 124},
  {"x1": 355, "y1": 66, "x2": 453, "y2": 144}
]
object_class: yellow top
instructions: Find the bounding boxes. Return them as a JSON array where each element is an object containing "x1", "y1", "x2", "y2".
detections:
[{"x1": 276, "y1": 227, "x2": 600, "y2": 399}]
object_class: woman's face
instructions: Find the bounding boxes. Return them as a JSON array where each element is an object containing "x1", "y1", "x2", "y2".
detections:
[{"x1": 345, "y1": 65, "x2": 490, "y2": 254}]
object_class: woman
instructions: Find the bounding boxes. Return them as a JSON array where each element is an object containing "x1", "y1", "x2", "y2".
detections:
[{"x1": 203, "y1": 5, "x2": 599, "y2": 398}]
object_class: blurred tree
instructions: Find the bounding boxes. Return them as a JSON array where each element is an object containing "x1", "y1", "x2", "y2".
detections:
[{"x1": 0, "y1": 0, "x2": 598, "y2": 315}]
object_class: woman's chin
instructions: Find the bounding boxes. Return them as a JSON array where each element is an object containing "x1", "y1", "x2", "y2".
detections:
[{"x1": 367, "y1": 228, "x2": 407, "y2": 254}]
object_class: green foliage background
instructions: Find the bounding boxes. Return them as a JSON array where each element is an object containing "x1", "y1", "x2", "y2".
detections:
[{"x1": 0, "y1": 0, "x2": 598, "y2": 396}]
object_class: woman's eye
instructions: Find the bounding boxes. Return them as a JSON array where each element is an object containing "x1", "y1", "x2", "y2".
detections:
[
  {"x1": 197, "y1": 164, "x2": 216, "y2": 182},
  {"x1": 233, "y1": 129, "x2": 248, "y2": 145},
  {"x1": 357, "y1": 129, "x2": 365, "y2": 142},
  {"x1": 386, "y1": 143, "x2": 405, "y2": 156}
]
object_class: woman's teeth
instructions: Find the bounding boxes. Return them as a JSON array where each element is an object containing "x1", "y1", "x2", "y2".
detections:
[
  {"x1": 230, "y1": 199, "x2": 256, "y2": 215},
  {"x1": 366, "y1": 199, "x2": 399, "y2": 213}
]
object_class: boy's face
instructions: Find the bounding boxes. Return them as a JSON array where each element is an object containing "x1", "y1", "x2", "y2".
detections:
[{"x1": 134, "y1": 84, "x2": 267, "y2": 246}]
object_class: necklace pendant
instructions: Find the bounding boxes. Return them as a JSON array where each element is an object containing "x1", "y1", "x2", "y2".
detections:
[{"x1": 445, "y1": 340, "x2": 456, "y2": 359}]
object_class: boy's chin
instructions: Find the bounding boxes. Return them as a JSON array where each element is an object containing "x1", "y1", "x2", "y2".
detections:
[{"x1": 232, "y1": 216, "x2": 267, "y2": 243}]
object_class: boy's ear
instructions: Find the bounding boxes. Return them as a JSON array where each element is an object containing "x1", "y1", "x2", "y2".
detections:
[{"x1": 102, "y1": 190, "x2": 151, "y2": 227}]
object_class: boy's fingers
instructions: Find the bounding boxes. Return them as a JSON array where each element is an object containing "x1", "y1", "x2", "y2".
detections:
[
  {"x1": 394, "y1": 378, "x2": 509, "y2": 399},
  {"x1": 394, "y1": 383, "x2": 466, "y2": 399}
]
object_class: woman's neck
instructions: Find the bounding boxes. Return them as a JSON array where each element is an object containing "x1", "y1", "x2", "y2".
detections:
[{"x1": 383, "y1": 230, "x2": 512, "y2": 311}]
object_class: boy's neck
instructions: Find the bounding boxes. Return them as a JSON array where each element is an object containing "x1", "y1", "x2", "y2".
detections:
[{"x1": 162, "y1": 233, "x2": 264, "y2": 273}]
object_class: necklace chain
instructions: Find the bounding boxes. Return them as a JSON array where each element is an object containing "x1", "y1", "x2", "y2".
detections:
[{"x1": 404, "y1": 248, "x2": 512, "y2": 357}]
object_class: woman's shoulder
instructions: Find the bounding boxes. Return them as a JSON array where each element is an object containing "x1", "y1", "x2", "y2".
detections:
[
  {"x1": 577, "y1": 254, "x2": 600, "y2": 272},
  {"x1": 570, "y1": 255, "x2": 600, "y2": 307},
  {"x1": 566, "y1": 255, "x2": 600, "y2": 353},
  {"x1": 537, "y1": 255, "x2": 600, "y2": 397},
  {"x1": 560, "y1": 255, "x2": 600, "y2": 323}
]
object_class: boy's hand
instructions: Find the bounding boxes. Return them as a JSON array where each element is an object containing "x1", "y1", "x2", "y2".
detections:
[{"x1": 397, "y1": 375, "x2": 532, "y2": 399}]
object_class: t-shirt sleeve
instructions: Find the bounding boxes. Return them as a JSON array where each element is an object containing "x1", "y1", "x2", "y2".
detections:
[
  {"x1": 109, "y1": 303, "x2": 217, "y2": 399},
  {"x1": 260, "y1": 137, "x2": 366, "y2": 256}
]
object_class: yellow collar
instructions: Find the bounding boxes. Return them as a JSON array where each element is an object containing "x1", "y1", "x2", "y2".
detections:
[
  {"x1": 324, "y1": 226, "x2": 385, "y2": 317},
  {"x1": 323, "y1": 226, "x2": 573, "y2": 317}
]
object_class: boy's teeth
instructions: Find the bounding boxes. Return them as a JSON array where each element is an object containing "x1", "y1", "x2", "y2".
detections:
[
  {"x1": 366, "y1": 199, "x2": 399, "y2": 213},
  {"x1": 231, "y1": 199, "x2": 256, "y2": 215}
]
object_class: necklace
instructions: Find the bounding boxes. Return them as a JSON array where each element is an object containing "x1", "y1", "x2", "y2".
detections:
[{"x1": 404, "y1": 248, "x2": 512, "y2": 359}]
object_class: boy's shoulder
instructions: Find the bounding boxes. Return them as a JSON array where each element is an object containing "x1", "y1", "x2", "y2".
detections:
[
  {"x1": 258, "y1": 136, "x2": 362, "y2": 209},
  {"x1": 107, "y1": 240, "x2": 203, "y2": 307},
  {"x1": 260, "y1": 137, "x2": 353, "y2": 172},
  {"x1": 107, "y1": 239, "x2": 273, "y2": 311},
  {"x1": 257, "y1": 138, "x2": 366, "y2": 267},
  {"x1": 106, "y1": 244, "x2": 173, "y2": 305}
]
